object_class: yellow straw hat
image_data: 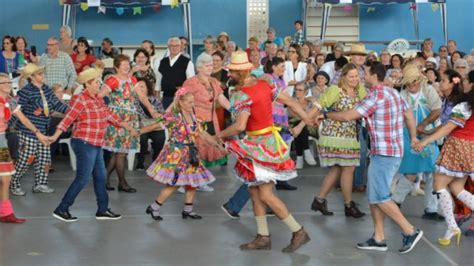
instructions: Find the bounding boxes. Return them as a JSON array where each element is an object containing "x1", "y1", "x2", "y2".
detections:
[
  {"x1": 20, "y1": 63, "x2": 45, "y2": 78},
  {"x1": 400, "y1": 64, "x2": 427, "y2": 85},
  {"x1": 345, "y1": 43, "x2": 368, "y2": 56},
  {"x1": 225, "y1": 51, "x2": 255, "y2": 71},
  {"x1": 76, "y1": 68, "x2": 103, "y2": 84}
]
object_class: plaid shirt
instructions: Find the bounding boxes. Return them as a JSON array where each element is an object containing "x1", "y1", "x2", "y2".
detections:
[
  {"x1": 355, "y1": 84, "x2": 409, "y2": 157},
  {"x1": 293, "y1": 29, "x2": 305, "y2": 45},
  {"x1": 58, "y1": 90, "x2": 122, "y2": 147},
  {"x1": 39, "y1": 51, "x2": 77, "y2": 89},
  {"x1": 17, "y1": 83, "x2": 68, "y2": 138}
]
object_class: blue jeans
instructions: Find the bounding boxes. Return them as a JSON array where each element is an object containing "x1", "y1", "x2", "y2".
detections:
[
  {"x1": 367, "y1": 155, "x2": 402, "y2": 204},
  {"x1": 354, "y1": 127, "x2": 368, "y2": 188},
  {"x1": 225, "y1": 184, "x2": 250, "y2": 213},
  {"x1": 56, "y1": 139, "x2": 109, "y2": 213}
]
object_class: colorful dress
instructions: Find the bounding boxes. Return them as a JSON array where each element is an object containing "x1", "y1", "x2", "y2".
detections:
[
  {"x1": 0, "y1": 96, "x2": 18, "y2": 176},
  {"x1": 318, "y1": 85, "x2": 366, "y2": 167},
  {"x1": 146, "y1": 112, "x2": 215, "y2": 187},
  {"x1": 265, "y1": 74, "x2": 293, "y2": 143},
  {"x1": 399, "y1": 86, "x2": 441, "y2": 174},
  {"x1": 183, "y1": 76, "x2": 227, "y2": 167},
  {"x1": 225, "y1": 80, "x2": 296, "y2": 186},
  {"x1": 103, "y1": 76, "x2": 140, "y2": 153},
  {"x1": 436, "y1": 102, "x2": 474, "y2": 179}
]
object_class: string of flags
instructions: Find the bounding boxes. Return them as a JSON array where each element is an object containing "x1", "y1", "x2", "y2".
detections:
[{"x1": 60, "y1": 0, "x2": 180, "y2": 16}]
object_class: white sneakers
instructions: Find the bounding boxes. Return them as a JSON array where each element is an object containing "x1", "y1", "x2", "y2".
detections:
[
  {"x1": 296, "y1": 157, "x2": 304, "y2": 169},
  {"x1": 296, "y1": 150, "x2": 317, "y2": 169}
]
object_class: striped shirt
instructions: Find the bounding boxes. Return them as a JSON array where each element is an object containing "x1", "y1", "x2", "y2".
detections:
[
  {"x1": 17, "y1": 83, "x2": 69, "y2": 138},
  {"x1": 355, "y1": 84, "x2": 409, "y2": 157},
  {"x1": 58, "y1": 90, "x2": 122, "y2": 147},
  {"x1": 39, "y1": 51, "x2": 77, "y2": 89}
]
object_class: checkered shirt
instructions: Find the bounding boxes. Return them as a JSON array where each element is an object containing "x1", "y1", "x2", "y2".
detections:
[
  {"x1": 57, "y1": 90, "x2": 122, "y2": 147},
  {"x1": 355, "y1": 84, "x2": 409, "y2": 157},
  {"x1": 293, "y1": 30, "x2": 305, "y2": 45},
  {"x1": 39, "y1": 51, "x2": 77, "y2": 89}
]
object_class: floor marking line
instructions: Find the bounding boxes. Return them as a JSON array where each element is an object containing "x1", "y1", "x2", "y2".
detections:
[{"x1": 421, "y1": 236, "x2": 458, "y2": 266}]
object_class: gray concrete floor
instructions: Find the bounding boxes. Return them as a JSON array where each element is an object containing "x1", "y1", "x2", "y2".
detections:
[{"x1": 1, "y1": 156, "x2": 472, "y2": 266}]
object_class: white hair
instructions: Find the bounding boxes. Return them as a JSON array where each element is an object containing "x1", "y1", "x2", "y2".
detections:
[
  {"x1": 167, "y1": 37, "x2": 180, "y2": 45},
  {"x1": 60, "y1": 25, "x2": 72, "y2": 37},
  {"x1": 196, "y1": 53, "x2": 213, "y2": 69}
]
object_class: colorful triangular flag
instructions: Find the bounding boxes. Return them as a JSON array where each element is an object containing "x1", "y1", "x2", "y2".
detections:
[
  {"x1": 116, "y1": 7, "x2": 124, "y2": 15},
  {"x1": 80, "y1": 3, "x2": 89, "y2": 11},
  {"x1": 431, "y1": 3, "x2": 440, "y2": 12},
  {"x1": 171, "y1": 0, "x2": 179, "y2": 8},
  {"x1": 367, "y1": 7, "x2": 376, "y2": 13},
  {"x1": 133, "y1": 7, "x2": 142, "y2": 15},
  {"x1": 97, "y1": 6, "x2": 106, "y2": 14}
]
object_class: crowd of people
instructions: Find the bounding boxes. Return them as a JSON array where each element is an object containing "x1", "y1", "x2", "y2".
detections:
[{"x1": 0, "y1": 21, "x2": 473, "y2": 254}]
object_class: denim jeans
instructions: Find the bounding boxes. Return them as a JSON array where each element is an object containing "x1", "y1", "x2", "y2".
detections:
[
  {"x1": 225, "y1": 183, "x2": 250, "y2": 213},
  {"x1": 354, "y1": 127, "x2": 368, "y2": 188},
  {"x1": 367, "y1": 155, "x2": 402, "y2": 204},
  {"x1": 56, "y1": 139, "x2": 109, "y2": 213},
  {"x1": 392, "y1": 172, "x2": 438, "y2": 213}
]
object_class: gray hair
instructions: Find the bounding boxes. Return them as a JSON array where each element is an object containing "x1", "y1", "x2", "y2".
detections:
[
  {"x1": 196, "y1": 53, "x2": 213, "y2": 69},
  {"x1": 454, "y1": 59, "x2": 468, "y2": 68},
  {"x1": 167, "y1": 37, "x2": 180, "y2": 45},
  {"x1": 60, "y1": 25, "x2": 72, "y2": 37},
  {"x1": 268, "y1": 43, "x2": 277, "y2": 49},
  {"x1": 204, "y1": 35, "x2": 216, "y2": 45},
  {"x1": 266, "y1": 27, "x2": 276, "y2": 34}
]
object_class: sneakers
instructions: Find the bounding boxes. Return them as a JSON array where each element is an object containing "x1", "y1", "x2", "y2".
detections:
[
  {"x1": 135, "y1": 164, "x2": 145, "y2": 170},
  {"x1": 421, "y1": 211, "x2": 444, "y2": 221},
  {"x1": 32, "y1": 185, "x2": 55, "y2": 193},
  {"x1": 303, "y1": 150, "x2": 317, "y2": 166},
  {"x1": 221, "y1": 204, "x2": 240, "y2": 219},
  {"x1": 10, "y1": 187, "x2": 26, "y2": 196},
  {"x1": 295, "y1": 156, "x2": 304, "y2": 169},
  {"x1": 52, "y1": 210, "x2": 78, "y2": 222},
  {"x1": 399, "y1": 229, "x2": 423, "y2": 254},
  {"x1": 356, "y1": 237, "x2": 388, "y2": 251},
  {"x1": 198, "y1": 184, "x2": 214, "y2": 192},
  {"x1": 96, "y1": 209, "x2": 122, "y2": 220}
]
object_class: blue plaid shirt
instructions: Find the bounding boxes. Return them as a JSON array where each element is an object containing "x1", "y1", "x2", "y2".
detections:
[
  {"x1": 293, "y1": 30, "x2": 305, "y2": 45},
  {"x1": 16, "y1": 83, "x2": 68, "y2": 139}
]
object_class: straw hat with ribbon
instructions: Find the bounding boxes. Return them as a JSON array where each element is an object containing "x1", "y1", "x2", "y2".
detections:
[
  {"x1": 345, "y1": 43, "x2": 368, "y2": 56},
  {"x1": 76, "y1": 68, "x2": 103, "y2": 85},
  {"x1": 20, "y1": 63, "x2": 45, "y2": 78},
  {"x1": 400, "y1": 63, "x2": 427, "y2": 86},
  {"x1": 226, "y1": 51, "x2": 255, "y2": 71}
]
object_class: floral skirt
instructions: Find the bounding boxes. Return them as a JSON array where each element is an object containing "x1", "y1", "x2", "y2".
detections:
[
  {"x1": 146, "y1": 143, "x2": 215, "y2": 187},
  {"x1": 103, "y1": 106, "x2": 140, "y2": 153},
  {"x1": 0, "y1": 133, "x2": 15, "y2": 176},
  {"x1": 225, "y1": 133, "x2": 296, "y2": 186},
  {"x1": 436, "y1": 136, "x2": 474, "y2": 179},
  {"x1": 318, "y1": 135, "x2": 360, "y2": 167}
]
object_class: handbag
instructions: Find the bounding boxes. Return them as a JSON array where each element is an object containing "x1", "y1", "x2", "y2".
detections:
[{"x1": 182, "y1": 112, "x2": 200, "y2": 167}]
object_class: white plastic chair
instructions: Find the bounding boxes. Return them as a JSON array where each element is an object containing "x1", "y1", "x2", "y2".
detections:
[
  {"x1": 59, "y1": 138, "x2": 76, "y2": 171},
  {"x1": 127, "y1": 129, "x2": 169, "y2": 171}
]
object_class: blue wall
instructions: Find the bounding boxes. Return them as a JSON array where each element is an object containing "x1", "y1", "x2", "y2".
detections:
[{"x1": 0, "y1": 0, "x2": 471, "y2": 55}]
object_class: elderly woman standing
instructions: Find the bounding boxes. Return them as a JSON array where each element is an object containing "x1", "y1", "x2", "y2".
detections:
[
  {"x1": 392, "y1": 64, "x2": 443, "y2": 220},
  {"x1": 211, "y1": 51, "x2": 230, "y2": 131},
  {"x1": 59, "y1": 25, "x2": 76, "y2": 56},
  {"x1": 103, "y1": 55, "x2": 157, "y2": 192},
  {"x1": 311, "y1": 63, "x2": 366, "y2": 218},
  {"x1": 50, "y1": 68, "x2": 138, "y2": 222},
  {"x1": 183, "y1": 53, "x2": 230, "y2": 169}
]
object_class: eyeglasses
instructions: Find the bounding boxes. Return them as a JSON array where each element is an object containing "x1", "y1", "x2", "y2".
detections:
[
  {"x1": 456, "y1": 66, "x2": 467, "y2": 69},
  {"x1": 295, "y1": 89, "x2": 306, "y2": 92},
  {"x1": 0, "y1": 81, "x2": 13, "y2": 84},
  {"x1": 288, "y1": 50, "x2": 296, "y2": 53},
  {"x1": 47, "y1": 43, "x2": 58, "y2": 46}
]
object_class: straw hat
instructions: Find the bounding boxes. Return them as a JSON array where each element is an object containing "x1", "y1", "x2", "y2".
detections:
[
  {"x1": 76, "y1": 68, "x2": 103, "y2": 84},
  {"x1": 226, "y1": 51, "x2": 255, "y2": 71},
  {"x1": 345, "y1": 43, "x2": 367, "y2": 56},
  {"x1": 20, "y1": 63, "x2": 45, "y2": 78},
  {"x1": 400, "y1": 64, "x2": 427, "y2": 85},
  {"x1": 218, "y1": 32, "x2": 229, "y2": 37}
]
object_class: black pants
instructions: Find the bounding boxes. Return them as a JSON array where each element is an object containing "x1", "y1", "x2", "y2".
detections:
[
  {"x1": 136, "y1": 130, "x2": 166, "y2": 167},
  {"x1": 294, "y1": 126, "x2": 309, "y2": 156}
]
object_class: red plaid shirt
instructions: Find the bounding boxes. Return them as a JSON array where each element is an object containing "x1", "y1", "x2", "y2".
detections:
[
  {"x1": 355, "y1": 84, "x2": 409, "y2": 157},
  {"x1": 58, "y1": 90, "x2": 122, "y2": 147}
]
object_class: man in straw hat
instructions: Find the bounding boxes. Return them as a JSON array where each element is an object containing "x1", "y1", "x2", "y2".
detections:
[
  {"x1": 49, "y1": 68, "x2": 140, "y2": 222},
  {"x1": 392, "y1": 64, "x2": 443, "y2": 221},
  {"x1": 10, "y1": 63, "x2": 69, "y2": 196},
  {"x1": 322, "y1": 61, "x2": 424, "y2": 254},
  {"x1": 217, "y1": 51, "x2": 318, "y2": 252}
]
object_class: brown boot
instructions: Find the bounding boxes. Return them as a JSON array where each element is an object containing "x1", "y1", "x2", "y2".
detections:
[
  {"x1": 240, "y1": 234, "x2": 271, "y2": 250},
  {"x1": 282, "y1": 227, "x2": 310, "y2": 253},
  {"x1": 344, "y1": 201, "x2": 365, "y2": 218}
]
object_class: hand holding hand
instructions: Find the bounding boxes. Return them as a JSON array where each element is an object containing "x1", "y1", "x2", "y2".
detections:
[
  {"x1": 129, "y1": 128, "x2": 139, "y2": 137},
  {"x1": 37, "y1": 133, "x2": 51, "y2": 146}
]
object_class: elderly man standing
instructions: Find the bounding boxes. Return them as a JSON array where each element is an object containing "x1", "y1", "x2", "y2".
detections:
[
  {"x1": 154, "y1": 37, "x2": 195, "y2": 109},
  {"x1": 323, "y1": 61, "x2": 423, "y2": 254},
  {"x1": 38, "y1": 37, "x2": 77, "y2": 94}
]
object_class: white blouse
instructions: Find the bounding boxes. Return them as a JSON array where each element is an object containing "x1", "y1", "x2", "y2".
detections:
[{"x1": 283, "y1": 61, "x2": 307, "y2": 97}]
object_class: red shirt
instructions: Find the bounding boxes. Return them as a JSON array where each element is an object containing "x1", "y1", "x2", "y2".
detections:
[
  {"x1": 57, "y1": 90, "x2": 122, "y2": 147},
  {"x1": 71, "y1": 53, "x2": 97, "y2": 74},
  {"x1": 242, "y1": 80, "x2": 275, "y2": 131}
]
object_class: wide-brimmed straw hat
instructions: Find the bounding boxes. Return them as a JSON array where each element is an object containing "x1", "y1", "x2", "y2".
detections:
[
  {"x1": 76, "y1": 68, "x2": 103, "y2": 84},
  {"x1": 226, "y1": 51, "x2": 255, "y2": 71},
  {"x1": 400, "y1": 64, "x2": 427, "y2": 85},
  {"x1": 345, "y1": 43, "x2": 368, "y2": 56},
  {"x1": 20, "y1": 63, "x2": 45, "y2": 78}
]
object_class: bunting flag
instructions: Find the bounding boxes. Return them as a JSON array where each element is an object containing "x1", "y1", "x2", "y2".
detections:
[
  {"x1": 97, "y1": 6, "x2": 106, "y2": 14},
  {"x1": 133, "y1": 7, "x2": 142, "y2": 15},
  {"x1": 116, "y1": 7, "x2": 124, "y2": 15},
  {"x1": 409, "y1": 3, "x2": 417, "y2": 10},
  {"x1": 171, "y1": 0, "x2": 179, "y2": 8},
  {"x1": 80, "y1": 2, "x2": 89, "y2": 11},
  {"x1": 153, "y1": 4, "x2": 161, "y2": 12},
  {"x1": 343, "y1": 5, "x2": 353, "y2": 12},
  {"x1": 367, "y1": 7, "x2": 376, "y2": 13},
  {"x1": 431, "y1": 3, "x2": 440, "y2": 12}
]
